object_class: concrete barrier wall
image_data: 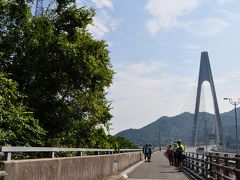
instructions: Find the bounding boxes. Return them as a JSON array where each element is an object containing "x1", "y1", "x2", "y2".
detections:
[{"x1": 3, "y1": 152, "x2": 143, "y2": 180}]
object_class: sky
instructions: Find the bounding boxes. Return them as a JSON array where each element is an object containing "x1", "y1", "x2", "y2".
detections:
[{"x1": 77, "y1": 0, "x2": 240, "y2": 135}]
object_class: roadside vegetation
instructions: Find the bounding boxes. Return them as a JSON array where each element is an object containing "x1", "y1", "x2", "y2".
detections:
[{"x1": 0, "y1": 0, "x2": 137, "y2": 150}]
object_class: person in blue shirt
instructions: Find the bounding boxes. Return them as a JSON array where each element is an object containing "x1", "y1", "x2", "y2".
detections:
[{"x1": 147, "y1": 144, "x2": 152, "y2": 162}]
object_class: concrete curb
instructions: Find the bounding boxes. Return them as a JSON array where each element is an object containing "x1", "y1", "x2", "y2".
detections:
[
  {"x1": 120, "y1": 160, "x2": 144, "y2": 179},
  {"x1": 104, "y1": 175, "x2": 126, "y2": 180},
  {"x1": 105, "y1": 160, "x2": 144, "y2": 180}
]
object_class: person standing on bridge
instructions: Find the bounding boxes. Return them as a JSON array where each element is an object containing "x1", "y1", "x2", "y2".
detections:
[
  {"x1": 176, "y1": 140, "x2": 185, "y2": 172},
  {"x1": 147, "y1": 144, "x2": 152, "y2": 162},
  {"x1": 142, "y1": 144, "x2": 148, "y2": 162},
  {"x1": 173, "y1": 142, "x2": 178, "y2": 167},
  {"x1": 166, "y1": 145, "x2": 174, "y2": 165}
]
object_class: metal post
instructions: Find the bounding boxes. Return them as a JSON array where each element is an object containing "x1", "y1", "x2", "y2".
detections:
[
  {"x1": 215, "y1": 153, "x2": 220, "y2": 179},
  {"x1": 46, "y1": 152, "x2": 54, "y2": 158},
  {"x1": 196, "y1": 154, "x2": 199, "y2": 174},
  {"x1": 187, "y1": 153, "x2": 190, "y2": 168},
  {"x1": 224, "y1": 154, "x2": 229, "y2": 177},
  {"x1": 224, "y1": 98, "x2": 240, "y2": 154},
  {"x1": 191, "y1": 153, "x2": 194, "y2": 171},
  {"x1": 204, "y1": 119, "x2": 208, "y2": 151},
  {"x1": 235, "y1": 154, "x2": 240, "y2": 179},
  {"x1": 205, "y1": 155, "x2": 209, "y2": 178},
  {"x1": 159, "y1": 123, "x2": 161, "y2": 148},
  {"x1": 209, "y1": 154, "x2": 213, "y2": 178},
  {"x1": 5, "y1": 152, "x2": 11, "y2": 161},
  {"x1": 235, "y1": 103, "x2": 239, "y2": 154},
  {"x1": 201, "y1": 154, "x2": 205, "y2": 178}
]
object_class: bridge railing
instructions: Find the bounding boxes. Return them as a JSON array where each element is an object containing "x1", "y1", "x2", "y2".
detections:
[
  {"x1": 183, "y1": 152, "x2": 240, "y2": 180},
  {"x1": 0, "y1": 146, "x2": 142, "y2": 161}
]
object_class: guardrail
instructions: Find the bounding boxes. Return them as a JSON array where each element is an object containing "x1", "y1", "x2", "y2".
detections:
[
  {"x1": 0, "y1": 146, "x2": 142, "y2": 161},
  {"x1": 183, "y1": 152, "x2": 240, "y2": 180}
]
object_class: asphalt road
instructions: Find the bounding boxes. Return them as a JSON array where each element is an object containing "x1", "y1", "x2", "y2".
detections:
[{"x1": 124, "y1": 151, "x2": 189, "y2": 180}]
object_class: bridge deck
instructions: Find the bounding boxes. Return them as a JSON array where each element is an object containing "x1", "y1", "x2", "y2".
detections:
[{"x1": 125, "y1": 151, "x2": 189, "y2": 180}]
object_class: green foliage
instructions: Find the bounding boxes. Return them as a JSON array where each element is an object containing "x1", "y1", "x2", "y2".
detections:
[
  {"x1": 0, "y1": 0, "x2": 116, "y2": 148},
  {"x1": 0, "y1": 72, "x2": 45, "y2": 146},
  {"x1": 109, "y1": 136, "x2": 139, "y2": 149}
]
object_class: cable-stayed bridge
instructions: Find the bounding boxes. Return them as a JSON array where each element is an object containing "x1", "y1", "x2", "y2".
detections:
[
  {"x1": 169, "y1": 51, "x2": 224, "y2": 149},
  {"x1": 0, "y1": 52, "x2": 239, "y2": 179}
]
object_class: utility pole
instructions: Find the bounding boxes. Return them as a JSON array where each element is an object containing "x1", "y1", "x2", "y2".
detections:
[
  {"x1": 204, "y1": 119, "x2": 208, "y2": 151},
  {"x1": 159, "y1": 125, "x2": 161, "y2": 148},
  {"x1": 224, "y1": 98, "x2": 240, "y2": 154}
]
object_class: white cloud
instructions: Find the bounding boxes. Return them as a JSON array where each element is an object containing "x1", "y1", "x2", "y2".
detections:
[
  {"x1": 125, "y1": 61, "x2": 168, "y2": 75},
  {"x1": 145, "y1": 0, "x2": 200, "y2": 33},
  {"x1": 220, "y1": 9, "x2": 240, "y2": 21},
  {"x1": 110, "y1": 61, "x2": 174, "y2": 98},
  {"x1": 145, "y1": 0, "x2": 231, "y2": 37},
  {"x1": 184, "y1": 18, "x2": 229, "y2": 37},
  {"x1": 185, "y1": 45, "x2": 202, "y2": 51},
  {"x1": 77, "y1": 0, "x2": 113, "y2": 9},
  {"x1": 88, "y1": 11, "x2": 118, "y2": 39},
  {"x1": 185, "y1": 45, "x2": 204, "y2": 55},
  {"x1": 215, "y1": 70, "x2": 240, "y2": 85},
  {"x1": 91, "y1": 0, "x2": 113, "y2": 9},
  {"x1": 108, "y1": 61, "x2": 196, "y2": 134},
  {"x1": 183, "y1": 59, "x2": 194, "y2": 64},
  {"x1": 77, "y1": 0, "x2": 116, "y2": 39},
  {"x1": 215, "y1": 0, "x2": 236, "y2": 7}
]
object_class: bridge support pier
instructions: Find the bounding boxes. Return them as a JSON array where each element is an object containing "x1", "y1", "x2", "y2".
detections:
[{"x1": 191, "y1": 52, "x2": 224, "y2": 147}]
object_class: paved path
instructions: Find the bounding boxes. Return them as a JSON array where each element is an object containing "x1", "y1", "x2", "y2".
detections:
[{"x1": 125, "y1": 151, "x2": 189, "y2": 180}]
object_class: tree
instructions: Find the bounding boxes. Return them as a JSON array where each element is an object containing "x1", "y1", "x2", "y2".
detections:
[
  {"x1": 0, "y1": 72, "x2": 45, "y2": 146},
  {"x1": 109, "y1": 136, "x2": 139, "y2": 149},
  {"x1": 0, "y1": 0, "x2": 114, "y2": 147}
]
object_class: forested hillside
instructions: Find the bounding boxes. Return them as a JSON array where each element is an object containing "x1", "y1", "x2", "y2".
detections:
[{"x1": 116, "y1": 108, "x2": 240, "y2": 147}]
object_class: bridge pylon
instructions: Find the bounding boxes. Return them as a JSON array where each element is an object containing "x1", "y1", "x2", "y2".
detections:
[{"x1": 191, "y1": 52, "x2": 224, "y2": 147}]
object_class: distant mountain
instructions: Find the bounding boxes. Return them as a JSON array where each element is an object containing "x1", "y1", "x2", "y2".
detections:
[{"x1": 115, "y1": 108, "x2": 240, "y2": 147}]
